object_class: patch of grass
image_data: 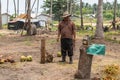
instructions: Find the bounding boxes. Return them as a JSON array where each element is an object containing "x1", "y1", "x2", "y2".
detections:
[
  {"x1": 77, "y1": 30, "x2": 94, "y2": 37},
  {"x1": 0, "y1": 33, "x2": 6, "y2": 37},
  {"x1": 0, "y1": 34, "x2": 3, "y2": 37},
  {"x1": 24, "y1": 37, "x2": 32, "y2": 46},
  {"x1": 105, "y1": 30, "x2": 120, "y2": 36},
  {"x1": 46, "y1": 39, "x2": 56, "y2": 44},
  {"x1": 105, "y1": 36, "x2": 120, "y2": 44},
  {"x1": 105, "y1": 30, "x2": 120, "y2": 44},
  {"x1": 24, "y1": 41, "x2": 32, "y2": 46},
  {"x1": 20, "y1": 30, "x2": 27, "y2": 35},
  {"x1": 53, "y1": 21, "x2": 58, "y2": 24},
  {"x1": 51, "y1": 26, "x2": 57, "y2": 31},
  {"x1": 57, "y1": 62, "x2": 67, "y2": 66},
  {"x1": 2, "y1": 24, "x2": 8, "y2": 29}
]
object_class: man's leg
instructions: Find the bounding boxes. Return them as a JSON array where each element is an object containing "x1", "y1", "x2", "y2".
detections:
[
  {"x1": 67, "y1": 39, "x2": 73, "y2": 64},
  {"x1": 68, "y1": 50, "x2": 73, "y2": 64},
  {"x1": 60, "y1": 49, "x2": 66, "y2": 62},
  {"x1": 60, "y1": 38, "x2": 67, "y2": 62}
]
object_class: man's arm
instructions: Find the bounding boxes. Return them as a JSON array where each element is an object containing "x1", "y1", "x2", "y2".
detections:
[
  {"x1": 72, "y1": 22, "x2": 76, "y2": 47},
  {"x1": 72, "y1": 22, "x2": 76, "y2": 41},
  {"x1": 57, "y1": 23, "x2": 61, "y2": 42}
]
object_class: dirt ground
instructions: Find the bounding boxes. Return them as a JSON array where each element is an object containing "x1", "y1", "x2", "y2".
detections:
[{"x1": 0, "y1": 29, "x2": 120, "y2": 80}]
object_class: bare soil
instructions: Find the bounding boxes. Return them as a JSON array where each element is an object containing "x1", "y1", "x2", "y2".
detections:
[{"x1": 0, "y1": 29, "x2": 120, "y2": 80}]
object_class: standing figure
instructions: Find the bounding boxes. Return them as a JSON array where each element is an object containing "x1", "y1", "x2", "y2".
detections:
[{"x1": 57, "y1": 11, "x2": 76, "y2": 64}]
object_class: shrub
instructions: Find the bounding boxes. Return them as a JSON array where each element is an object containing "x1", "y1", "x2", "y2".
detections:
[
  {"x1": 101, "y1": 64, "x2": 120, "y2": 80},
  {"x1": 103, "y1": 12, "x2": 113, "y2": 20}
]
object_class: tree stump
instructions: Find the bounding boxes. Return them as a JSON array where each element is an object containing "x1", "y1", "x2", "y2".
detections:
[
  {"x1": 31, "y1": 23, "x2": 37, "y2": 35},
  {"x1": 40, "y1": 38, "x2": 46, "y2": 64},
  {"x1": 75, "y1": 45, "x2": 93, "y2": 79}
]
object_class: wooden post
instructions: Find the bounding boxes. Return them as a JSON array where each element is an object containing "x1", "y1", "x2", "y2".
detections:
[
  {"x1": 40, "y1": 38, "x2": 46, "y2": 64},
  {"x1": 75, "y1": 36, "x2": 93, "y2": 79}
]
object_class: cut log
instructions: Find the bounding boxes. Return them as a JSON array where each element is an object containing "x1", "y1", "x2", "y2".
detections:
[{"x1": 75, "y1": 45, "x2": 93, "y2": 79}]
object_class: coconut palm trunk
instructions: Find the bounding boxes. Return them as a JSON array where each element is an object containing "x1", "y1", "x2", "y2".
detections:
[
  {"x1": 25, "y1": 0, "x2": 28, "y2": 13},
  {"x1": 36, "y1": 0, "x2": 39, "y2": 16},
  {"x1": 26, "y1": 0, "x2": 32, "y2": 35},
  {"x1": 67, "y1": 0, "x2": 69, "y2": 12},
  {"x1": 6, "y1": 0, "x2": 9, "y2": 24},
  {"x1": 80, "y1": 0, "x2": 83, "y2": 29},
  {"x1": 17, "y1": 0, "x2": 19, "y2": 16},
  {"x1": 112, "y1": 0, "x2": 117, "y2": 30},
  {"x1": 95, "y1": 0, "x2": 104, "y2": 38},
  {"x1": 13, "y1": 0, "x2": 17, "y2": 18},
  {"x1": 0, "y1": 0, "x2": 2, "y2": 29},
  {"x1": 70, "y1": 0, "x2": 72, "y2": 15}
]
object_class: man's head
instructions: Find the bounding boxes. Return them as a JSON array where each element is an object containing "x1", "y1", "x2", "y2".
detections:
[{"x1": 62, "y1": 11, "x2": 71, "y2": 21}]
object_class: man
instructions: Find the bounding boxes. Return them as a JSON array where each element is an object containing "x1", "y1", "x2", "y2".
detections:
[{"x1": 57, "y1": 11, "x2": 76, "y2": 64}]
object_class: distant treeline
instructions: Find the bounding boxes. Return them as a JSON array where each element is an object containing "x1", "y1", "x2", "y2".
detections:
[{"x1": 42, "y1": 0, "x2": 120, "y2": 20}]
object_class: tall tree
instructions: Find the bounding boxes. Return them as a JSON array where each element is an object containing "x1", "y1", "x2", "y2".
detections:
[
  {"x1": 80, "y1": 0, "x2": 83, "y2": 29},
  {"x1": 50, "y1": 0, "x2": 53, "y2": 25},
  {"x1": 31, "y1": 0, "x2": 36, "y2": 11},
  {"x1": 95, "y1": 0, "x2": 104, "y2": 38},
  {"x1": 118, "y1": 3, "x2": 120, "y2": 17},
  {"x1": 13, "y1": 0, "x2": 17, "y2": 18},
  {"x1": 69, "y1": 0, "x2": 73, "y2": 14},
  {"x1": 7, "y1": 0, "x2": 9, "y2": 23},
  {"x1": 112, "y1": 0, "x2": 117, "y2": 29},
  {"x1": 0, "y1": 0, "x2": 2, "y2": 29},
  {"x1": 7, "y1": 0, "x2": 9, "y2": 13},
  {"x1": 36, "y1": 0, "x2": 39, "y2": 16},
  {"x1": 50, "y1": 0, "x2": 53, "y2": 16},
  {"x1": 67, "y1": 0, "x2": 69, "y2": 12},
  {"x1": 25, "y1": 0, "x2": 28, "y2": 13},
  {"x1": 26, "y1": 0, "x2": 32, "y2": 35},
  {"x1": 43, "y1": 0, "x2": 67, "y2": 21},
  {"x1": 92, "y1": 3, "x2": 97, "y2": 14},
  {"x1": 17, "y1": 0, "x2": 19, "y2": 16}
]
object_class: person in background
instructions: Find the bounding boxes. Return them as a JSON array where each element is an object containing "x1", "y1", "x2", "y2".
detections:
[{"x1": 57, "y1": 11, "x2": 76, "y2": 64}]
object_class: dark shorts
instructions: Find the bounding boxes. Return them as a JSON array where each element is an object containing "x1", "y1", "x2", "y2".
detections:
[{"x1": 61, "y1": 38, "x2": 73, "y2": 57}]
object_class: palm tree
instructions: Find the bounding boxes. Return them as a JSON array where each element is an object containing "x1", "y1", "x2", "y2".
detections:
[
  {"x1": 25, "y1": 0, "x2": 28, "y2": 13},
  {"x1": 26, "y1": 0, "x2": 32, "y2": 35},
  {"x1": 13, "y1": 0, "x2": 17, "y2": 18},
  {"x1": 7, "y1": 0, "x2": 9, "y2": 23},
  {"x1": 112, "y1": 0, "x2": 117, "y2": 30},
  {"x1": 92, "y1": 3, "x2": 97, "y2": 14},
  {"x1": 70, "y1": 0, "x2": 72, "y2": 15},
  {"x1": 50, "y1": 0, "x2": 53, "y2": 26},
  {"x1": 7, "y1": 0, "x2": 9, "y2": 13},
  {"x1": 0, "y1": 0, "x2": 2, "y2": 29},
  {"x1": 67, "y1": 0, "x2": 69, "y2": 12},
  {"x1": 17, "y1": 0, "x2": 19, "y2": 16},
  {"x1": 95, "y1": 0, "x2": 104, "y2": 38},
  {"x1": 80, "y1": 0, "x2": 83, "y2": 29},
  {"x1": 36, "y1": 0, "x2": 39, "y2": 16}
]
